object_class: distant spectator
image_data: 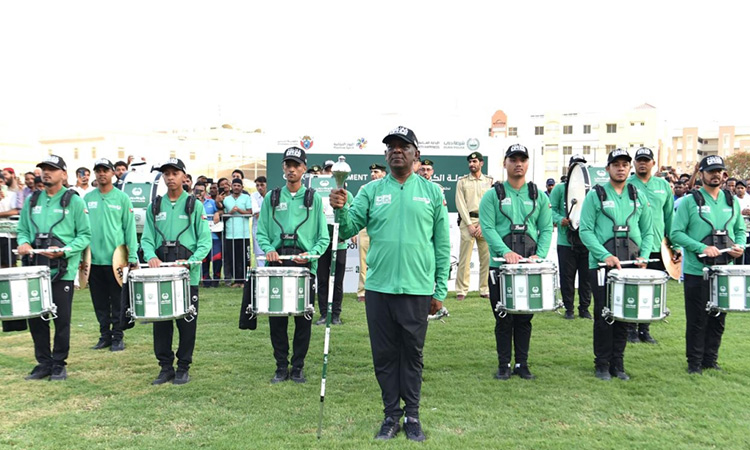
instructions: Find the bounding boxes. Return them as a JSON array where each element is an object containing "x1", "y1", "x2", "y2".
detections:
[
  {"x1": 17, "y1": 172, "x2": 35, "y2": 209},
  {"x1": 195, "y1": 182, "x2": 222, "y2": 287},
  {"x1": 251, "y1": 176, "x2": 267, "y2": 267},
  {"x1": 72, "y1": 167, "x2": 94, "y2": 196},
  {"x1": 726, "y1": 177, "x2": 737, "y2": 195},
  {"x1": 231, "y1": 169, "x2": 244, "y2": 180},
  {"x1": 673, "y1": 180, "x2": 686, "y2": 200},
  {"x1": 223, "y1": 178, "x2": 252, "y2": 287},
  {"x1": 546, "y1": 178, "x2": 555, "y2": 196},
  {"x1": 114, "y1": 160, "x2": 128, "y2": 189},
  {"x1": 34, "y1": 176, "x2": 44, "y2": 192}
]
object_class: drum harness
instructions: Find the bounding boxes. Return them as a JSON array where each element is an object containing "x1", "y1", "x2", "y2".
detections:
[
  {"x1": 148, "y1": 194, "x2": 198, "y2": 321},
  {"x1": 28, "y1": 189, "x2": 77, "y2": 283}
]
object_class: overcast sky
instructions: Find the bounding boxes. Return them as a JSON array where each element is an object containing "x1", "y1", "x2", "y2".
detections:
[{"x1": 1, "y1": 1, "x2": 747, "y2": 137}]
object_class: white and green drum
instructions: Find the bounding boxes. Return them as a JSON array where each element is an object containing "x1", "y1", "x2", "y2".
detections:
[
  {"x1": 604, "y1": 269, "x2": 669, "y2": 323},
  {"x1": 0, "y1": 266, "x2": 56, "y2": 320},
  {"x1": 128, "y1": 267, "x2": 192, "y2": 321},
  {"x1": 250, "y1": 267, "x2": 313, "y2": 317},
  {"x1": 497, "y1": 262, "x2": 560, "y2": 315},
  {"x1": 705, "y1": 265, "x2": 750, "y2": 313}
]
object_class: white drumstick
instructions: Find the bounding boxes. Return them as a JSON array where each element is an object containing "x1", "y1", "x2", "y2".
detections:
[
  {"x1": 493, "y1": 257, "x2": 550, "y2": 263},
  {"x1": 13, "y1": 247, "x2": 71, "y2": 255},
  {"x1": 597, "y1": 258, "x2": 659, "y2": 268},
  {"x1": 257, "y1": 255, "x2": 321, "y2": 261},
  {"x1": 697, "y1": 245, "x2": 746, "y2": 258},
  {"x1": 137, "y1": 261, "x2": 202, "y2": 268}
]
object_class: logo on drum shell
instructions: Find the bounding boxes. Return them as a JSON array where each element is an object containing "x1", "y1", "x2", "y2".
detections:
[
  {"x1": 627, "y1": 297, "x2": 635, "y2": 305},
  {"x1": 0, "y1": 293, "x2": 7, "y2": 300},
  {"x1": 272, "y1": 287, "x2": 280, "y2": 295},
  {"x1": 506, "y1": 287, "x2": 512, "y2": 294},
  {"x1": 148, "y1": 293, "x2": 154, "y2": 299},
  {"x1": 132, "y1": 187, "x2": 142, "y2": 196},
  {"x1": 30, "y1": 290, "x2": 38, "y2": 297},
  {"x1": 162, "y1": 293, "x2": 169, "y2": 300},
  {"x1": 136, "y1": 293, "x2": 142, "y2": 300},
  {"x1": 298, "y1": 287, "x2": 303, "y2": 294},
  {"x1": 655, "y1": 297, "x2": 660, "y2": 304},
  {"x1": 532, "y1": 286, "x2": 539, "y2": 294},
  {"x1": 641, "y1": 298, "x2": 648, "y2": 305},
  {"x1": 720, "y1": 286, "x2": 727, "y2": 293},
  {"x1": 734, "y1": 286, "x2": 740, "y2": 292},
  {"x1": 518, "y1": 286, "x2": 525, "y2": 294}
]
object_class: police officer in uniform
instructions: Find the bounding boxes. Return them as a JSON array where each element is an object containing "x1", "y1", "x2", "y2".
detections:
[
  {"x1": 16, "y1": 155, "x2": 92, "y2": 381},
  {"x1": 455, "y1": 152, "x2": 493, "y2": 300},
  {"x1": 84, "y1": 158, "x2": 139, "y2": 352},
  {"x1": 671, "y1": 155, "x2": 745, "y2": 374},
  {"x1": 480, "y1": 144, "x2": 553, "y2": 380},
  {"x1": 256, "y1": 147, "x2": 330, "y2": 384},
  {"x1": 419, "y1": 159, "x2": 434, "y2": 180},
  {"x1": 579, "y1": 149, "x2": 654, "y2": 381},
  {"x1": 626, "y1": 147, "x2": 676, "y2": 344},
  {"x1": 549, "y1": 155, "x2": 592, "y2": 319},
  {"x1": 141, "y1": 158, "x2": 212, "y2": 385},
  {"x1": 329, "y1": 126, "x2": 450, "y2": 442},
  {"x1": 355, "y1": 163, "x2": 387, "y2": 302}
]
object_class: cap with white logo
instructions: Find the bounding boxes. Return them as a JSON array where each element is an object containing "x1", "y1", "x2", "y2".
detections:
[
  {"x1": 37, "y1": 155, "x2": 67, "y2": 171},
  {"x1": 382, "y1": 126, "x2": 419, "y2": 149},
  {"x1": 699, "y1": 155, "x2": 726, "y2": 172},
  {"x1": 606, "y1": 148, "x2": 632, "y2": 166}
]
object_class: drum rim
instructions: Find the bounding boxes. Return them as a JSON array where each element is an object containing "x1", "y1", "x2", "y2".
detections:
[
  {"x1": 251, "y1": 268, "x2": 311, "y2": 276},
  {"x1": 0, "y1": 266, "x2": 51, "y2": 279}
]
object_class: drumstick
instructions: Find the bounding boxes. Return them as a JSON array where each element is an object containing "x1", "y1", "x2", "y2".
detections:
[
  {"x1": 137, "y1": 261, "x2": 203, "y2": 268},
  {"x1": 12, "y1": 247, "x2": 71, "y2": 255},
  {"x1": 697, "y1": 245, "x2": 747, "y2": 258},
  {"x1": 257, "y1": 255, "x2": 321, "y2": 261},
  {"x1": 597, "y1": 258, "x2": 659, "y2": 267},
  {"x1": 492, "y1": 257, "x2": 551, "y2": 263}
]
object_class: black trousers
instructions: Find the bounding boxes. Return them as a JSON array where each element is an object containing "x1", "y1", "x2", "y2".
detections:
[
  {"x1": 591, "y1": 269, "x2": 628, "y2": 369},
  {"x1": 557, "y1": 244, "x2": 592, "y2": 314},
  {"x1": 365, "y1": 290, "x2": 430, "y2": 419},
  {"x1": 89, "y1": 265, "x2": 124, "y2": 341},
  {"x1": 28, "y1": 280, "x2": 74, "y2": 367},
  {"x1": 268, "y1": 278, "x2": 315, "y2": 370},
  {"x1": 488, "y1": 270, "x2": 532, "y2": 366},
  {"x1": 684, "y1": 274, "x2": 725, "y2": 367},
  {"x1": 153, "y1": 286, "x2": 199, "y2": 370},
  {"x1": 224, "y1": 238, "x2": 248, "y2": 283},
  {"x1": 317, "y1": 244, "x2": 346, "y2": 317}
]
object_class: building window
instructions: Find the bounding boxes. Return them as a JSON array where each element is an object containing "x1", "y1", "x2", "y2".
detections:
[
  {"x1": 724, "y1": 134, "x2": 730, "y2": 149},
  {"x1": 583, "y1": 145, "x2": 591, "y2": 155},
  {"x1": 91, "y1": 147, "x2": 97, "y2": 159},
  {"x1": 190, "y1": 151, "x2": 196, "y2": 160},
  {"x1": 118, "y1": 147, "x2": 125, "y2": 159},
  {"x1": 583, "y1": 125, "x2": 591, "y2": 134},
  {"x1": 606, "y1": 145, "x2": 616, "y2": 152},
  {"x1": 606, "y1": 123, "x2": 617, "y2": 133},
  {"x1": 508, "y1": 127, "x2": 517, "y2": 136},
  {"x1": 562, "y1": 146, "x2": 572, "y2": 155},
  {"x1": 534, "y1": 126, "x2": 544, "y2": 135},
  {"x1": 170, "y1": 150, "x2": 176, "y2": 158},
  {"x1": 686, "y1": 135, "x2": 693, "y2": 151},
  {"x1": 563, "y1": 125, "x2": 573, "y2": 135},
  {"x1": 74, "y1": 148, "x2": 79, "y2": 159}
]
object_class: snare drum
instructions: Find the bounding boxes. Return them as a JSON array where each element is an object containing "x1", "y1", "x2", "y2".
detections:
[
  {"x1": 497, "y1": 262, "x2": 559, "y2": 314},
  {"x1": 705, "y1": 265, "x2": 750, "y2": 312},
  {"x1": 250, "y1": 267, "x2": 313, "y2": 316},
  {"x1": 0, "y1": 266, "x2": 55, "y2": 320},
  {"x1": 128, "y1": 267, "x2": 192, "y2": 321},
  {"x1": 605, "y1": 269, "x2": 669, "y2": 322}
]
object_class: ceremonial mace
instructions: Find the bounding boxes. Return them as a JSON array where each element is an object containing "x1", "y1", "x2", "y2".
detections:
[{"x1": 317, "y1": 155, "x2": 350, "y2": 439}]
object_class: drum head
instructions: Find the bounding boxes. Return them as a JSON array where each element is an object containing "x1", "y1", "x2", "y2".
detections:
[
  {"x1": 112, "y1": 244, "x2": 129, "y2": 286},
  {"x1": 78, "y1": 246, "x2": 91, "y2": 288},
  {"x1": 565, "y1": 162, "x2": 590, "y2": 230},
  {"x1": 660, "y1": 238, "x2": 682, "y2": 280}
]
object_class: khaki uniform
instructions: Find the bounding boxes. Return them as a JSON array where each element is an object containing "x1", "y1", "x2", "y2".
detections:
[
  {"x1": 455, "y1": 173, "x2": 493, "y2": 296},
  {"x1": 357, "y1": 227, "x2": 369, "y2": 297}
]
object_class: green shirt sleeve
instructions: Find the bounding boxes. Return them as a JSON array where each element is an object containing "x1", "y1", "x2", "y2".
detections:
[
  {"x1": 663, "y1": 181, "x2": 675, "y2": 245},
  {"x1": 579, "y1": 190, "x2": 612, "y2": 264},
  {"x1": 733, "y1": 201, "x2": 747, "y2": 248},
  {"x1": 141, "y1": 203, "x2": 158, "y2": 261},
  {"x1": 535, "y1": 192, "x2": 554, "y2": 258},
  {"x1": 549, "y1": 183, "x2": 565, "y2": 226},
  {"x1": 432, "y1": 186, "x2": 450, "y2": 301},
  {"x1": 335, "y1": 187, "x2": 369, "y2": 240},
  {"x1": 669, "y1": 196, "x2": 707, "y2": 254},
  {"x1": 16, "y1": 196, "x2": 32, "y2": 246},
  {"x1": 479, "y1": 191, "x2": 512, "y2": 257},
  {"x1": 256, "y1": 193, "x2": 275, "y2": 254},
  {"x1": 64, "y1": 195, "x2": 92, "y2": 259},
  {"x1": 123, "y1": 195, "x2": 139, "y2": 263}
]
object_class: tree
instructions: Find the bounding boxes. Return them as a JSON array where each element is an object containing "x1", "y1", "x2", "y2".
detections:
[{"x1": 725, "y1": 151, "x2": 750, "y2": 181}]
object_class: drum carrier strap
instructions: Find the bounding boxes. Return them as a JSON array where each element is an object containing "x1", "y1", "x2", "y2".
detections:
[
  {"x1": 494, "y1": 181, "x2": 539, "y2": 258},
  {"x1": 691, "y1": 189, "x2": 736, "y2": 265},
  {"x1": 269, "y1": 187, "x2": 315, "y2": 268},
  {"x1": 151, "y1": 194, "x2": 197, "y2": 263},
  {"x1": 29, "y1": 189, "x2": 77, "y2": 282},
  {"x1": 593, "y1": 184, "x2": 640, "y2": 262}
]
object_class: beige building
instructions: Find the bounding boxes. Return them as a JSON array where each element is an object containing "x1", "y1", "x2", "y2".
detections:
[{"x1": 665, "y1": 125, "x2": 750, "y2": 175}]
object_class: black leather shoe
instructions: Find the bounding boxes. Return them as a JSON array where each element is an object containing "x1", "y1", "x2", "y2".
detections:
[
  {"x1": 702, "y1": 362, "x2": 722, "y2": 371},
  {"x1": 595, "y1": 367, "x2": 612, "y2": 381},
  {"x1": 494, "y1": 366, "x2": 511, "y2": 380},
  {"x1": 375, "y1": 417, "x2": 400, "y2": 440},
  {"x1": 173, "y1": 369, "x2": 190, "y2": 385},
  {"x1": 314, "y1": 316, "x2": 327, "y2": 326},
  {"x1": 110, "y1": 340, "x2": 125, "y2": 352},
  {"x1": 92, "y1": 338, "x2": 112, "y2": 350},
  {"x1": 331, "y1": 316, "x2": 342, "y2": 325},
  {"x1": 609, "y1": 367, "x2": 630, "y2": 381},
  {"x1": 627, "y1": 329, "x2": 640, "y2": 343},
  {"x1": 403, "y1": 417, "x2": 426, "y2": 442},
  {"x1": 271, "y1": 368, "x2": 289, "y2": 384},
  {"x1": 290, "y1": 368, "x2": 306, "y2": 384},
  {"x1": 564, "y1": 311, "x2": 575, "y2": 320},
  {"x1": 639, "y1": 331, "x2": 658, "y2": 344},
  {"x1": 579, "y1": 310, "x2": 593, "y2": 320},
  {"x1": 687, "y1": 365, "x2": 703, "y2": 375},
  {"x1": 513, "y1": 364, "x2": 536, "y2": 380},
  {"x1": 25, "y1": 365, "x2": 51, "y2": 380},
  {"x1": 152, "y1": 367, "x2": 175, "y2": 385},
  {"x1": 50, "y1": 365, "x2": 67, "y2": 381}
]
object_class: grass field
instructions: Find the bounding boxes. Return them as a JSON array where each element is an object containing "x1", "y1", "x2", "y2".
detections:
[{"x1": 3, "y1": 281, "x2": 750, "y2": 449}]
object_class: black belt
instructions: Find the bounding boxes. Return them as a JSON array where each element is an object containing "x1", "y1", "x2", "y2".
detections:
[{"x1": 469, "y1": 212, "x2": 479, "y2": 218}]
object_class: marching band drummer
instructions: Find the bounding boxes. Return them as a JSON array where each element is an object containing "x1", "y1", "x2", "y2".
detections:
[
  {"x1": 256, "y1": 147, "x2": 329, "y2": 384},
  {"x1": 84, "y1": 158, "x2": 139, "y2": 352},
  {"x1": 479, "y1": 144, "x2": 553, "y2": 381},
  {"x1": 141, "y1": 158, "x2": 211, "y2": 386},
  {"x1": 670, "y1": 155, "x2": 746, "y2": 375},
  {"x1": 16, "y1": 155, "x2": 92, "y2": 381},
  {"x1": 579, "y1": 149, "x2": 653, "y2": 381}
]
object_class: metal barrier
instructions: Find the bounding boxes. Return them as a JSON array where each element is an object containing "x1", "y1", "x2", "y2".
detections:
[{"x1": 202, "y1": 213, "x2": 258, "y2": 286}]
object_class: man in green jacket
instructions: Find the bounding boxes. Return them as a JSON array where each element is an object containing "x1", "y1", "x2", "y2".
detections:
[
  {"x1": 671, "y1": 155, "x2": 746, "y2": 374},
  {"x1": 480, "y1": 144, "x2": 553, "y2": 381},
  {"x1": 16, "y1": 155, "x2": 92, "y2": 381},
  {"x1": 625, "y1": 147, "x2": 676, "y2": 344},
  {"x1": 579, "y1": 149, "x2": 654, "y2": 381},
  {"x1": 141, "y1": 158, "x2": 211, "y2": 386},
  {"x1": 84, "y1": 158, "x2": 138, "y2": 352},
  {"x1": 256, "y1": 147, "x2": 330, "y2": 385},
  {"x1": 330, "y1": 126, "x2": 450, "y2": 442}
]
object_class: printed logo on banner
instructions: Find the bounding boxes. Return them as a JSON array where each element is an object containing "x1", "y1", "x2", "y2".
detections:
[
  {"x1": 300, "y1": 136, "x2": 314, "y2": 150},
  {"x1": 597, "y1": 170, "x2": 606, "y2": 177},
  {"x1": 319, "y1": 180, "x2": 330, "y2": 187},
  {"x1": 132, "y1": 187, "x2": 142, "y2": 196},
  {"x1": 467, "y1": 138, "x2": 480, "y2": 151},
  {"x1": 357, "y1": 138, "x2": 367, "y2": 149}
]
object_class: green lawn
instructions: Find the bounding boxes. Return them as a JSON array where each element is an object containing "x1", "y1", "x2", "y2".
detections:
[{"x1": 2, "y1": 281, "x2": 750, "y2": 449}]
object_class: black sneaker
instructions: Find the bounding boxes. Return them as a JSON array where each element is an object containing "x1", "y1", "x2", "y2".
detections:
[
  {"x1": 579, "y1": 310, "x2": 593, "y2": 320},
  {"x1": 564, "y1": 311, "x2": 575, "y2": 320},
  {"x1": 609, "y1": 367, "x2": 630, "y2": 381},
  {"x1": 50, "y1": 365, "x2": 67, "y2": 381},
  {"x1": 627, "y1": 328, "x2": 640, "y2": 343},
  {"x1": 152, "y1": 367, "x2": 175, "y2": 385},
  {"x1": 639, "y1": 331, "x2": 658, "y2": 344},
  {"x1": 25, "y1": 365, "x2": 51, "y2": 380},
  {"x1": 290, "y1": 368, "x2": 306, "y2": 384},
  {"x1": 314, "y1": 316, "x2": 327, "y2": 326},
  {"x1": 702, "y1": 362, "x2": 722, "y2": 371},
  {"x1": 595, "y1": 367, "x2": 612, "y2": 381},
  {"x1": 271, "y1": 368, "x2": 289, "y2": 384},
  {"x1": 494, "y1": 366, "x2": 511, "y2": 380},
  {"x1": 687, "y1": 365, "x2": 703, "y2": 375},
  {"x1": 403, "y1": 417, "x2": 426, "y2": 442},
  {"x1": 374, "y1": 417, "x2": 400, "y2": 440},
  {"x1": 92, "y1": 338, "x2": 112, "y2": 350},
  {"x1": 173, "y1": 369, "x2": 190, "y2": 385},
  {"x1": 513, "y1": 364, "x2": 536, "y2": 380},
  {"x1": 331, "y1": 316, "x2": 342, "y2": 325},
  {"x1": 110, "y1": 340, "x2": 125, "y2": 352}
]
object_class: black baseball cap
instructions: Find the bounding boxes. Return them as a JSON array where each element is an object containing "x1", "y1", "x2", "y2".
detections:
[
  {"x1": 634, "y1": 147, "x2": 654, "y2": 161},
  {"x1": 606, "y1": 148, "x2": 631, "y2": 166},
  {"x1": 382, "y1": 126, "x2": 419, "y2": 149},
  {"x1": 93, "y1": 158, "x2": 115, "y2": 171},
  {"x1": 37, "y1": 155, "x2": 67, "y2": 171},
  {"x1": 467, "y1": 152, "x2": 484, "y2": 161},
  {"x1": 369, "y1": 163, "x2": 386, "y2": 171},
  {"x1": 700, "y1": 155, "x2": 726, "y2": 172},
  {"x1": 546, "y1": 178, "x2": 556, "y2": 186},
  {"x1": 421, "y1": 159, "x2": 434, "y2": 167},
  {"x1": 505, "y1": 144, "x2": 529, "y2": 159},
  {"x1": 736, "y1": 180, "x2": 746, "y2": 188},
  {"x1": 282, "y1": 147, "x2": 307, "y2": 165},
  {"x1": 159, "y1": 158, "x2": 186, "y2": 173},
  {"x1": 231, "y1": 178, "x2": 244, "y2": 185},
  {"x1": 569, "y1": 155, "x2": 587, "y2": 166}
]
